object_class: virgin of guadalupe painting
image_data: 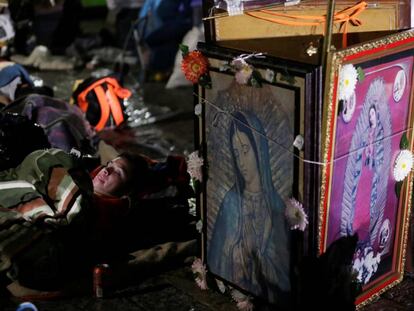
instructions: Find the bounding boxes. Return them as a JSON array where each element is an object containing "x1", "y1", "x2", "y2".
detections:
[
  {"x1": 204, "y1": 71, "x2": 296, "y2": 305},
  {"x1": 320, "y1": 30, "x2": 414, "y2": 307}
]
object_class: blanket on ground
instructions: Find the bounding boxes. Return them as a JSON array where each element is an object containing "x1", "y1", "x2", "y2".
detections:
[{"x1": 0, "y1": 149, "x2": 91, "y2": 273}]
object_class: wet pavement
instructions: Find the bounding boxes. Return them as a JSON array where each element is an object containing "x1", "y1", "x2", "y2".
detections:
[{"x1": 33, "y1": 67, "x2": 196, "y2": 159}]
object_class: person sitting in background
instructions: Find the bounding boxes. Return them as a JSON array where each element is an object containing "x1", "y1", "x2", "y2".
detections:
[
  {"x1": 0, "y1": 148, "x2": 195, "y2": 297},
  {"x1": 0, "y1": 61, "x2": 34, "y2": 105},
  {"x1": 137, "y1": 0, "x2": 193, "y2": 81},
  {"x1": 106, "y1": 0, "x2": 145, "y2": 51},
  {"x1": 8, "y1": 0, "x2": 82, "y2": 56}
]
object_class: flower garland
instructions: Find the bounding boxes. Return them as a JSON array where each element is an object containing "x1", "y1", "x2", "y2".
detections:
[{"x1": 180, "y1": 47, "x2": 298, "y2": 89}]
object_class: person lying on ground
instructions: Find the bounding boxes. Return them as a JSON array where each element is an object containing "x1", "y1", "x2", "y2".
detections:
[{"x1": 0, "y1": 148, "x2": 195, "y2": 296}]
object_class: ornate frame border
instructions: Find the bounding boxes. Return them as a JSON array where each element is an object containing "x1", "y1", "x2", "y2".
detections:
[{"x1": 319, "y1": 29, "x2": 414, "y2": 308}]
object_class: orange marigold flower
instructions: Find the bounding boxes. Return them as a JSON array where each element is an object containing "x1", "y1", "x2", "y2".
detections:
[{"x1": 181, "y1": 51, "x2": 209, "y2": 83}]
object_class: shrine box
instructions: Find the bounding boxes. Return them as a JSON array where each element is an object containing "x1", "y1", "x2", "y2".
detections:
[
  {"x1": 202, "y1": 0, "x2": 411, "y2": 43},
  {"x1": 194, "y1": 40, "x2": 322, "y2": 309}
]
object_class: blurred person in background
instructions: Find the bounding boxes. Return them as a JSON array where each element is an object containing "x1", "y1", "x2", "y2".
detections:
[
  {"x1": 106, "y1": 0, "x2": 144, "y2": 51},
  {"x1": 8, "y1": 0, "x2": 82, "y2": 55}
]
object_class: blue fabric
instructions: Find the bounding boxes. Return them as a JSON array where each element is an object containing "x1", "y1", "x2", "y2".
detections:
[
  {"x1": 0, "y1": 63, "x2": 33, "y2": 88},
  {"x1": 207, "y1": 111, "x2": 291, "y2": 304}
]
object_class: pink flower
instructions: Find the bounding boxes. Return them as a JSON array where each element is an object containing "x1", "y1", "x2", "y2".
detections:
[
  {"x1": 236, "y1": 300, "x2": 254, "y2": 311},
  {"x1": 231, "y1": 288, "x2": 254, "y2": 310},
  {"x1": 191, "y1": 258, "x2": 205, "y2": 274},
  {"x1": 230, "y1": 57, "x2": 247, "y2": 70},
  {"x1": 187, "y1": 151, "x2": 204, "y2": 182},
  {"x1": 191, "y1": 258, "x2": 208, "y2": 290},
  {"x1": 231, "y1": 57, "x2": 253, "y2": 85},
  {"x1": 235, "y1": 65, "x2": 253, "y2": 85},
  {"x1": 195, "y1": 276, "x2": 208, "y2": 290}
]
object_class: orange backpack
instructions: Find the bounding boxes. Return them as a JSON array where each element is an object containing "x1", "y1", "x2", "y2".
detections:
[{"x1": 73, "y1": 76, "x2": 131, "y2": 131}]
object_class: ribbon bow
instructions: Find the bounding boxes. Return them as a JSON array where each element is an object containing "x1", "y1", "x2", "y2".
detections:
[{"x1": 246, "y1": 1, "x2": 368, "y2": 48}]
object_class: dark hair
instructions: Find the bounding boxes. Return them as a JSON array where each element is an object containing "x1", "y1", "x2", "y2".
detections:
[{"x1": 118, "y1": 152, "x2": 152, "y2": 195}]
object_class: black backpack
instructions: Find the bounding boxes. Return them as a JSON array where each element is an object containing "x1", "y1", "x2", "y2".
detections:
[{"x1": 0, "y1": 112, "x2": 50, "y2": 171}]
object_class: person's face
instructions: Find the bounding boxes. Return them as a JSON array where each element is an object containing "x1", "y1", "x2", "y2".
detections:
[
  {"x1": 369, "y1": 107, "x2": 377, "y2": 128},
  {"x1": 93, "y1": 157, "x2": 131, "y2": 197},
  {"x1": 232, "y1": 129, "x2": 258, "y2": 183}
]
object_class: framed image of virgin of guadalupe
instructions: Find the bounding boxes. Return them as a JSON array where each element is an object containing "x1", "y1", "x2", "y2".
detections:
[
  {"x1": 319, "y1": 29, "x2": 414, "y2": 307},
  {"x1": 196, "y1": 42, "x2": 322, "y2": 308}
]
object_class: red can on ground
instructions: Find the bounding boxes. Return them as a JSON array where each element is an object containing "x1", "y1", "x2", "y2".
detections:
[{"x1": 93, "y1": 263, "x2": 111, "y2": 298}]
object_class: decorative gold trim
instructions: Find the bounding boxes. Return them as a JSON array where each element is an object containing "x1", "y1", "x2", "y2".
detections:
[
  {"x1": 318, "y1": 50, "x2": 343, "y2": 252},
  {"x1": 318, "y1": 28, "x2": 414, "y2": 308},
  {"x1": 356, "y1": 274, "x2": 404, "y2": 309},
  {"x1": 198, "y1": 84, "x2": 206, "y2": 263},
  {"x1": 334, "y1": 29, "x2": 414, "y2": 61}
]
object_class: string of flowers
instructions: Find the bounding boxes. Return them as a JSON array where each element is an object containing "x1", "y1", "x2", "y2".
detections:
[{"x1": 180, "y1": 46, "x2": 297, "y2": 89}]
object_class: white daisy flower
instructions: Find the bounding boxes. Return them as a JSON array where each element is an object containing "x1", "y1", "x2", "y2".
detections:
[
  {"x1": 187, "y1": 151, "x2": 204, "y2": 182},
  {"x1": 285, "y1": 198, "x2": 308, "y2": 231},
  {"x1": 338, "y1": 64, "x2": 358, "y2": 101},
  {"x1": 393, "y1": 150, "x2": 414, "y2": 182}
]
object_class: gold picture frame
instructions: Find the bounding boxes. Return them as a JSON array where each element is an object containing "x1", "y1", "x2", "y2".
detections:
[{"x1": 319, "y1": 29, "x2": 414, "y2": 307}]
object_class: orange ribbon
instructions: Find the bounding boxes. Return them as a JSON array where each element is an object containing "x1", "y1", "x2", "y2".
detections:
[{"x1": 245, "y1": 1, "x2": 368, "y2": 47}]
